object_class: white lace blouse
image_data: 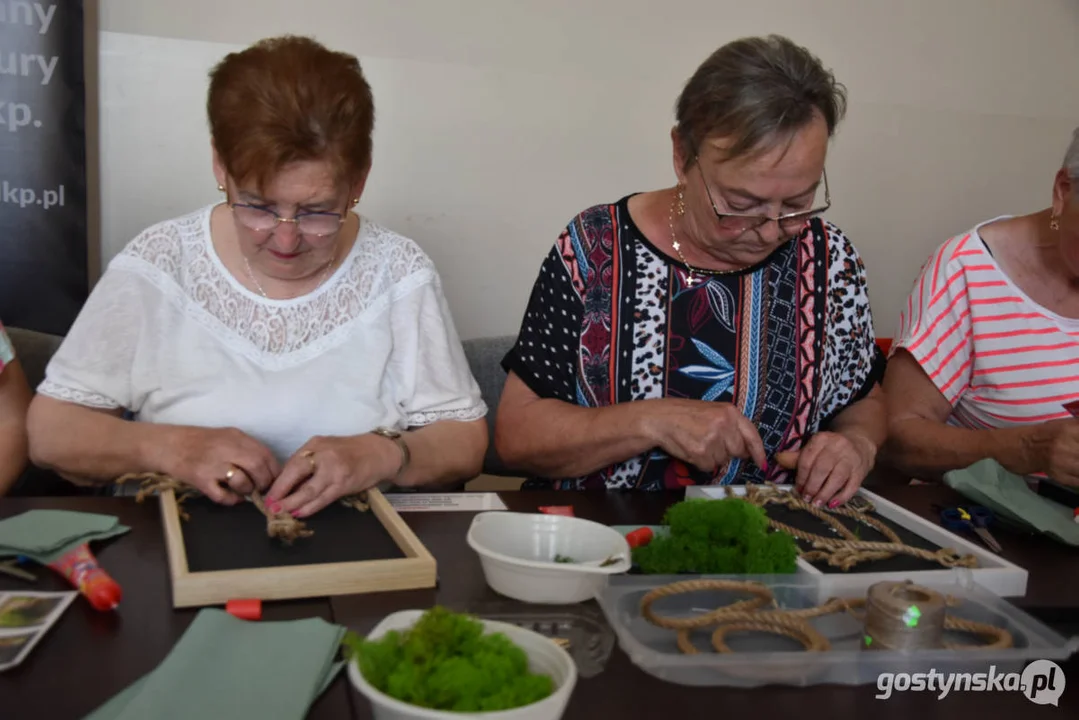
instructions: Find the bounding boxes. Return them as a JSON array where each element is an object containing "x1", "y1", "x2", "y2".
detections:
[{"x1": 38, "y1": 204, "x2": 488, "y2": 465}]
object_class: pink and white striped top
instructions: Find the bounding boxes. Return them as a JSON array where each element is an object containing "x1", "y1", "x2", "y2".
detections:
[{"x1": 894, "y1": 216, "x2": 1079, "y2": 430}]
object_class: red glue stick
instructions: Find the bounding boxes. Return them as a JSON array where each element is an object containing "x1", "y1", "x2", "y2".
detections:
[{"x1": 48, "y1": 543, "x2": 122, "y2": 611}]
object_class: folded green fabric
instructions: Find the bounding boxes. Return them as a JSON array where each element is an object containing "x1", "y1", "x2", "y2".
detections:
[
  {"x1": 943, "y1": 459, "x2": 1079, "y2": 546},
  {"x1": 84, "y1": 608, "x2": 346, "y2": 720},
  {"x1": 0, "y1": 510, "x2": 130, "y2": 564}
]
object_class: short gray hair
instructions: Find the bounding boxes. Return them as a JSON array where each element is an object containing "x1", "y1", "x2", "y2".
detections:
[
  {"x1": 675, "y1": 35, "x2": 847, "y2": 168},
  {"x1": 1065, "y1": 126, "x2": 1079, "y2": 182}
]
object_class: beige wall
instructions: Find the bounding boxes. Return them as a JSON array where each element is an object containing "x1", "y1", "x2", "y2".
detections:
[{"x1": 95, "y1": 1, "x2": 1079, "y2": 341}]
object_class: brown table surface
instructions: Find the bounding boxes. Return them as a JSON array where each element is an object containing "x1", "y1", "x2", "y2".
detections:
[
  {"x1": 2, "y1": 483, "x2": 1077, "y2": 719},
  {"x1": 0, "y1": 497, "x2": 354, "y2": 720}
]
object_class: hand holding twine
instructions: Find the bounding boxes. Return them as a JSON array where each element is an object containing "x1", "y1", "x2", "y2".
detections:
[{"x1": 115, "y1": 472, "x2": 369, "y2": 544}]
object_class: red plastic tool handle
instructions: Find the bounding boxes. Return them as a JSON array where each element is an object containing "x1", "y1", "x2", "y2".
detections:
[
  {"x1": 538, "y1": 506, "x2": 575, "y2": 517},
  {"x1": 625, "y1": 527, "x2": 654, "y2": 548},
  {"x1": 226, "y1": 598, "x2": 262, "y2": 621}
]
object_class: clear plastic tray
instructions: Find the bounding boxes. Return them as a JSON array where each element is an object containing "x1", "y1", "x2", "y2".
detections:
[
  {"x1": 595, "y1": 573, "x2": 1079, "y2": 687},
  {"x1": 439, "y1": 600, "x2": 616, "y2": 678}
]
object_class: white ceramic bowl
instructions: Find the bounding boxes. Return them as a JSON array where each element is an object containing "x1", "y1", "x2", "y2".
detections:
[
  {"x1": 348, "y1": 609, "x2": 577, "y2": 720},
  {"x1": 466, "y1": 511, "x2": 632, "y2": 604}
]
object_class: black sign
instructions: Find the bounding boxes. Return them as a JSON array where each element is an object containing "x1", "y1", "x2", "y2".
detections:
[{"x1": 0, "y1": 0, "x2": 87, "y2": 335}]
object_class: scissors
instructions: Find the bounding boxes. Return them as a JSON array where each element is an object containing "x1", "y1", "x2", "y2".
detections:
[
  {"x1": 0, "y1": 557, "x2": 36, "y2": 582},
  {"x1": 936, "y1": 504, "x2": 1002, "y2": 554}
]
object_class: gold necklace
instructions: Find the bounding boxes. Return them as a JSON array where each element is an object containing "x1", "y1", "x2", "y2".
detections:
[
  {"x1": 668, "y1": 190, "x2": 743, "y2": 285},
  {"x1": 669, "y1": 192, "x2": 702, "y2": 286},
  {"x1": 243, "y1": 248, "x2": 338, "y2": 300}
]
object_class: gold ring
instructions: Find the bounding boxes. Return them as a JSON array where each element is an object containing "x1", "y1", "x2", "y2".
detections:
[
  {"x1": 301, "y1": 450, "x2": 316, "y2": 474},
  {"x1": 225, "y1": 467, "x2": 237, "y2": 481}
]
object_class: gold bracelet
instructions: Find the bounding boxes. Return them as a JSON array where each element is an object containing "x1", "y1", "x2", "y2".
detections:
[{"x1": 372, "y1": 427, "x2": 410, "y2": 478}]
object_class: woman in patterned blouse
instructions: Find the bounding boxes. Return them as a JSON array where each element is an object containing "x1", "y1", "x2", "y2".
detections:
[
  {"x1": 495, "y1": 35, "x2": 886, "y2": 506},
  {"x1": 0, "y1": 321, "x2": 32, "y2": 495}
]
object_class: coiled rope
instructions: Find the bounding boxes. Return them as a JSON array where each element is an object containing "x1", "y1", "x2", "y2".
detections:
[
  {"x1": 729, "y1": 484, "x2": 980, "y2": 571},
  {"x1": 640, "y1": 579, "x2": 1012, "y2": 654}
]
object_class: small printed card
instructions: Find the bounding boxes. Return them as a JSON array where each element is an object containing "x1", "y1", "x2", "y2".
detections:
[
  {"x1": 0, "y1": 590, "x2": 77, "y2": 672},
  {"x1": 384, "y1": 492, "x2": 507, "y2": 512}
]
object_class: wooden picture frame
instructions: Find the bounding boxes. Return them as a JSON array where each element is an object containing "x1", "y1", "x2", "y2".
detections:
[{"x1": 159, "y1": 487, "x2": 437, "y2": 608}]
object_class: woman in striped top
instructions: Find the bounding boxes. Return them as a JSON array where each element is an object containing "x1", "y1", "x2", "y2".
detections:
[{"x1": 883, "y1": 126, "x2": 1079, "y2": 487}]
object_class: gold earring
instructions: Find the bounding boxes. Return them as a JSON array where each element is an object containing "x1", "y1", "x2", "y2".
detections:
[
  {"x1": 217, "y1": 184, "x2": 225, "y2": 192},
  {"x1": 676, "y1": 187, "x2": 685, "y2": 217},
  {"x1": 1050, "y1": 215, "x2": 1060, "y2": 231},
  {"x1": 352, "y1": 198, "x2": 359, "y2": 205}
]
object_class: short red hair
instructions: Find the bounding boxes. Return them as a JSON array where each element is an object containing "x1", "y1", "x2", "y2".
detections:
[{"x1": 207, "y1": 35, "x2": 374, "y2": 192}]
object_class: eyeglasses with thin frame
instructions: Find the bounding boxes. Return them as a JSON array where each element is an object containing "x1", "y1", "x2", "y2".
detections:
[
  {"x1": 694, "y1": 156, "x2": 831, "y2": 237},
  {"x1": 226, "y1": 200, "x2": 348, "y2": 238}
]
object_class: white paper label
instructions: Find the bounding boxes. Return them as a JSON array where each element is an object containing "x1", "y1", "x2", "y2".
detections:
[{"x1": 384, "y1": 492, "x2": 508, "y2": 512}]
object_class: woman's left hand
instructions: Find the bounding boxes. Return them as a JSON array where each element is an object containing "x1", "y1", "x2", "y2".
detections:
[
  {"x1": 783, "y1": 431, "x2": 877, "y2": 508},
  {"x1": 265, "y1": 434, "x2": 402, "y2": 518}
]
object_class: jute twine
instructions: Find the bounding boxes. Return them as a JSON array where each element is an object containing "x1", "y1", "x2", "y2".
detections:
[
  {"x1": 115, "y1": 472, "x2": 370, "y2": 545},
  {"x1": 863, "y1": 579, "x2": 944, "y2": 650},
  {"x1": 860, "y1": 580, "x2": 1013, "y2": 651},
  {"x1": 728, "y1": 483, "x2": 980, "y2": 571},
  {"x1": 640, "y1": 579, "x2": 1012, "y2": 654}
]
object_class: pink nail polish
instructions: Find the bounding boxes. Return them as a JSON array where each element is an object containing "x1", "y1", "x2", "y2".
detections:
[
  {"x1": 290, "y1": 510, "x2": 302, "y2": 518},
  {"x1": 828, "y1": 499, "x2": 839, "y2": 509}
]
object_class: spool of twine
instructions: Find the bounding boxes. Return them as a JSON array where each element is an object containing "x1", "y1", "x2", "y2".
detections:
[{"x1": 862, "y1": 580, "x2": 946, "y2": 652}]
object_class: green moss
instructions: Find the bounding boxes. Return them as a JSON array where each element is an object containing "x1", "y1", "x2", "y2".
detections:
[
  {"x1": 343, "y1": 606, "x2": 554, "y2": 712},
  {"x1": 631, "y1": 498, "x2": 798, "y2": 574}
]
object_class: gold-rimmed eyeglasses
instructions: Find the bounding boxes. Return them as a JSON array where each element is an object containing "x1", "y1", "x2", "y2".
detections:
[
  {"x1": 227, "y1": 202, "x2": 347, "y2": 238},
  {"x1": 694, "y1": 156, "x2": 831, "y2": 237}
]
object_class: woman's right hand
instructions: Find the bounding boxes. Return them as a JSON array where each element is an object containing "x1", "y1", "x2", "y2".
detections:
[
  {"x1": 1031, "y1": 419, "x2": 1079, "y2": 486},
  {"x1": 153, "y1": 426, "x2": 281, "y2": 504},
  {"x1": 639, "y1": 399, "x2": 768, "y2": 475}
]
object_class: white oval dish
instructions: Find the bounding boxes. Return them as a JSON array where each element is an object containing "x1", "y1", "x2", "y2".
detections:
[
  {"x1": 348, "y1": 609, "x2": 577, "y2": 720},
  {"x1": 466, "y1": 511, "x2": 632, "y2": 604}
]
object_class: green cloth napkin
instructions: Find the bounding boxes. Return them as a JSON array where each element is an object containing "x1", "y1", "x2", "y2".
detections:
[
  {"x1": 943, "y1": 458, "x2": 1079, "y2": 546},
  {"x1": 0, "y1": 510, "x2": 130, "y2": 564},
  {"x1": 83, "y1": 608, "x2": 346, "y2": 720}
]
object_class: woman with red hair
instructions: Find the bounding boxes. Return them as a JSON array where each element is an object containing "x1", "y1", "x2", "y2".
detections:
[{"x1": 27, "y1": 36, "x2": 487, "y2": 516}]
